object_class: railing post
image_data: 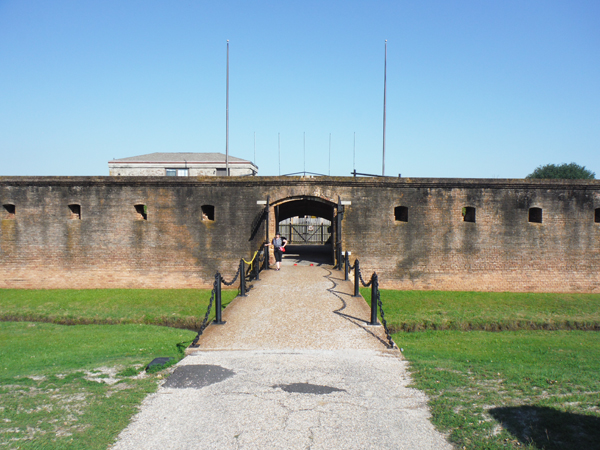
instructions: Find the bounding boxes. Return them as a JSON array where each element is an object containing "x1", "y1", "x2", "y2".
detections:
[
  {"x1": 369, "y1": 273, "x2": 379, "y2": 325},
  {"x1": 239, "y1": 259, "x2": 246, "y2": 297},
  {"x1": 265, "y1": 196, "x2": 270, "y2": 271},
  {"x1": 353, "y1": 260, "x2": 360, "y2": 297},
  {"x1": 264, "y1": 241, "x2": 270, "y2": 271},
  {"x1": 255, "y1": 254, "x2": 260, "y2": 281},
  {"x1": 344, "y1": 251, "x2": 349, "y2": 281},
  {"x1": 214, "y1": 272, "x2": 226, "y2": 325}
]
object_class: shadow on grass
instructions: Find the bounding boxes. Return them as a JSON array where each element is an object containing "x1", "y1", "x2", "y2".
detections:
[{"x1": 489, "y1": 405, "x2": 600, "y2": 450}]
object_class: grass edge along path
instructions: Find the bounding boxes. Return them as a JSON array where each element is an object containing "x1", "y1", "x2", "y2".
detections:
[
  {"x1": 396, "y1": 330, "x2": 600, "y2": 450},
  {"x1": 0, "y1": 289, "x2": 240, "y2": 449},
  {"x1": 363, "y1": 288, "x2": 600, "y2": 332},
  {"x1": 369, "y1": 289, "x2": 600, "y2": 449},
  {"x1": 0, "y1": 321, "x2": 197, "y2": 450}
]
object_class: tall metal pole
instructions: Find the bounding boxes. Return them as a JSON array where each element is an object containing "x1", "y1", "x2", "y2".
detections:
[
  {"x1": 303, "y1": 132, "x2": 306, "y2": 176},
  {"x1": 254, "y1": 131, "x2": 256, "y2": 166},
  {"x1": 278, "y1": 133, "x2": 281, "y2": 176},
  {"x1": 226, "y1": 40, "x2": 230, "y2": 176},
  {"x1": 382, "y1": 40, "x2": 387, "y2": 177},
  {"x1": 353, "y1": 132, "x2": 356, "y2": 174},
  {"x1": 328, "y1": 133, "x2": 331, "y2": 176}
]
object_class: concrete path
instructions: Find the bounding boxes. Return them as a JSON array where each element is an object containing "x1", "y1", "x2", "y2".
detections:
[{"x1": 112, "y1": 251, "x2": 452, "y2": 449}]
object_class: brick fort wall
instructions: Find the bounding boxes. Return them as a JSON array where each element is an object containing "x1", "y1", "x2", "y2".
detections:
[{"x1": 1, "y1": 176, "x2": 599, "y2": 292}]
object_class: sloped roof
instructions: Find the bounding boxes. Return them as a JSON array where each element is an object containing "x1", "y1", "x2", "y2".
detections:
[{"x1": 110, "y1": 152, "x2": 250, "y2": 163}]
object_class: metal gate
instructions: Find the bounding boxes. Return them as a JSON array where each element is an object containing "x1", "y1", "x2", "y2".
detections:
[{"x1": 278, "y1": 223, "x2": 331, "y2": 245}]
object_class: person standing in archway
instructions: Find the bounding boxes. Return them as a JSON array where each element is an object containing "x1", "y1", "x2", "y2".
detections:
[{"x1": 267, "y1": 232, "x2": 287, "y2": 271}]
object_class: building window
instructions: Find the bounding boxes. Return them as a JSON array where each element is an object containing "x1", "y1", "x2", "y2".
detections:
[
  {"x1": 595, "y1": 208, "x2": 600, "y2": 223},
  {"x1": 216, "y1": 168, "x2": 227, "y2": 176},
  {"x1": 462, "y1": 206, "x2": 476, "y2": 223},
  {"x1": 3, "y1": 204, "x2": 15, "y2": 219},
  {"x1": 201, "y1": 205, "x2": 214, "y2": 221},
  {"x1": 394, "y1": 206, "x2": 408, "y2": 222},
  {"x1": 166, "y1": 169, "x2": 189, "y2": 176},
  {"x1": 135, "y1": 204, "x2": 147, "y2": 220},
  {"x1": 68, "y1": 204, "x2": 81, "y2": 220},
  {"x1": 529, "y1": 207, "x2": 542, "y2": 223}
]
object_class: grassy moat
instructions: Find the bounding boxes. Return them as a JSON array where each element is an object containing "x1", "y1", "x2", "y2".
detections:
[{"x1": 1, "y1": 288, "x2": 599, "y2": 449}]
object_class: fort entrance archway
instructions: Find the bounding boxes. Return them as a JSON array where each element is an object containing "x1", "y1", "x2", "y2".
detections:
[{"x1": 270, "y1": 196, "x2": 338, "y2": 266}]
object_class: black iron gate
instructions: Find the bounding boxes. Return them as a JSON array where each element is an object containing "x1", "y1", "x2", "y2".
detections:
[{"x1": 278, "y1": 223, "x2": 331, "y2": 245}]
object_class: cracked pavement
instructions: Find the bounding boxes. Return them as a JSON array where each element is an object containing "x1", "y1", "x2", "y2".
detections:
[{"x1": 111, "y1": 254, "x2": 452, "y2": 449}]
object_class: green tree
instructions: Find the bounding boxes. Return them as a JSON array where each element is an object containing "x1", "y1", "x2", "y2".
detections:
[{"x1": 526, "y1": 162, "x2": 595, "y2": 179}]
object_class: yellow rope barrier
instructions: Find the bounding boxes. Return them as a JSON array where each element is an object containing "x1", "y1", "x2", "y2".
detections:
[{"x1": 242, "y1": 250, "x2": 259, "y2": 265}]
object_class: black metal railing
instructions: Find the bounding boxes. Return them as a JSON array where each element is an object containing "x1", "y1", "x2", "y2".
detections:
[
  {"x1": 189, "y1": 247, "x2": 266, "y2": 348},
  {"x1": 189, "y1": 248, "x2": 395, "y2": 350},
  {"x1": 345, "y1": 252, "x2": 395, "y2": 349}
]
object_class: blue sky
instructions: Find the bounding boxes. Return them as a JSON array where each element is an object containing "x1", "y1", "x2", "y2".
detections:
[{"x1": 1, "y1": 0, "x2": 598, "y2": 178}]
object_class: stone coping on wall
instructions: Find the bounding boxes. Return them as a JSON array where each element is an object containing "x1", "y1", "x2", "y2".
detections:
[{"x1": 1, "y1": 176, "x2": 600, "y2": 190}]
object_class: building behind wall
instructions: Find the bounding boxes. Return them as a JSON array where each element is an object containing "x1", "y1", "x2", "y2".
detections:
[{"x1": 108, "y1": 152, "x2": 258, "y2": 176}]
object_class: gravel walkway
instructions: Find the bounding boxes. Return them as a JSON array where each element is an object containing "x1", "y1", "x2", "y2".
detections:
[
  {"x1": 111, "y1": 255, "x2": 452, "y2": 449},
  {"x1": 197, "y1": 263, "x2": 390, "y2": 350}
]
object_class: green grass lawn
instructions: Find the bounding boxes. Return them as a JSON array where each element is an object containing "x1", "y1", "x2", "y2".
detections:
[
  {"x1": 367, "y1": 289, "x2": 600, "y2": 449},
  {"x1": 0, "y1": 289, "x2": 238, "y2": 330},
  {"x1": 397, "y1": 330, "x2": 600, "y2": 450},
  {"x1": 0, "y1": 321, "x2": 196, "y2": 449},
  {"x1": 3, "y1": 288, "x2": 600, "y2": 449},
  {"x1": 364, "y1": 288, "x2": 600, "y2": 331},
  {"x1": 0, "y1": 288, "x2": 237, "y2": 449}
]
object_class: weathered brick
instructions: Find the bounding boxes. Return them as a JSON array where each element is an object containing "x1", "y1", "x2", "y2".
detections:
[{"x1": 0, "y1": 176, "x2": 599, "y2": 292}]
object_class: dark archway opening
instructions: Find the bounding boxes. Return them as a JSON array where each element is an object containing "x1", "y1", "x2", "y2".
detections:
[{"x1": 273, "y1": 197, "x2": 336, "y2": 266}]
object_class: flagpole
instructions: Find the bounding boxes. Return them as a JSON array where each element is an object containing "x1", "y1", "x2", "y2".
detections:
[
  {"x1": 328, "y1": 133, "x2": 331, "y2": 176},
  {"x1": 226, "y1": 40, "x2": 230, "y2": 176},
  {"x1": 382, "y1": 40, "x2": 387, "y2": 177},
  {"x1": 353, "y1": 132, "x2": 356, "y2": 174}
]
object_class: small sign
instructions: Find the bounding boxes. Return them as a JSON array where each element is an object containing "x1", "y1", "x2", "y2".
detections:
[
  {"x1": 341, "y1": 200, "x2": 352, "y2": 205},
  {"x1": 256, "y1": 200, "x2": 267, "y2": 205}
]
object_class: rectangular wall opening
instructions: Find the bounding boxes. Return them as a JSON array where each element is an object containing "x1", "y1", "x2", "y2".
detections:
[
  {"x1": 462, "y1": 206, "x2": 476, "y2": 223},
  {"x1": 166, "y1": 169, "x2": 189, "y2": 176},
  {"x1": 201, "y1": 205, "x2": 215, "y2": 221},
  {"x1": 595, "y1": 208, "x2": 600, "y2": 223},
  {"x1": 135, "y1": 204, "x2": 147, "y2": 220},
  {"x1": 68, "y1": 204, "x2": 81, "y2": 220},
  {"x1": 3, "y1": 204, "x2": 15, "y2": 219},
  {"x1": 529, "y1": 207, "x2": 542, "y2": 223},
  {"x1": 394, "y1": 206, "x2": 408, "y2": 222}
]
